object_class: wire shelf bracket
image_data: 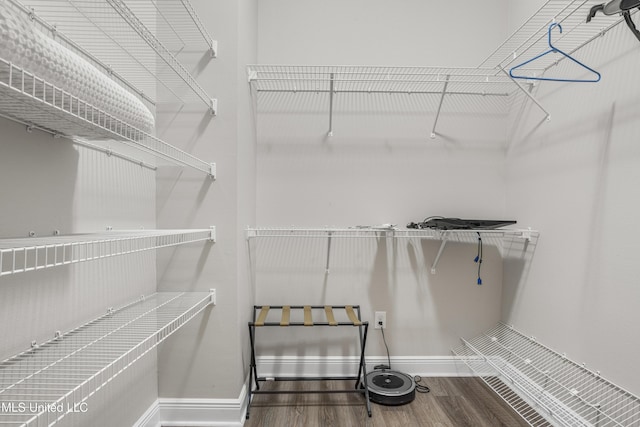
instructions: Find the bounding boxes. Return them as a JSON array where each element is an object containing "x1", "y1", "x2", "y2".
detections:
[
  {"x1": 430, "y1": 74, "x2": 450, "y2": 139},
  {"x1": 0, "y1": 292, "x2": 215, "y2": 427}
]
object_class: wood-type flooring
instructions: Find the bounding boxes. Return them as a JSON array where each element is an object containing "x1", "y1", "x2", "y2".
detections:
[{"x1": 244, "y1": 377, "x2": 540, "y2": 427}]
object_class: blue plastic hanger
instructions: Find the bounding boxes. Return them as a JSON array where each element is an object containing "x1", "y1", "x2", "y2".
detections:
[{"x1": 509, "y1": 23, "x2": 601, "y2": 83}]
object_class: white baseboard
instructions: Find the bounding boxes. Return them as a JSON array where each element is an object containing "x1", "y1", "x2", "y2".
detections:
[
  {"x1": 134, "y1": 356, "x2": 472, "y2": 426},
  {"x1": 254, "y1": 355, "x2": 473, "y2": 378},
  {"x1": 133, "y1": 384, "x2": 247, "y2": 427}
]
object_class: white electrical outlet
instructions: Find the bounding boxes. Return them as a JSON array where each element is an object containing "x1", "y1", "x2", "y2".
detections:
[{"x1": 374, "y1": 311, "x2": 386, "y2": 329}]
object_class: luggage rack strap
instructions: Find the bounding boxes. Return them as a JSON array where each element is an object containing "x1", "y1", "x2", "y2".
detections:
[{"x1": 250, "y1": 305, "x2": 364, "y2": 326}]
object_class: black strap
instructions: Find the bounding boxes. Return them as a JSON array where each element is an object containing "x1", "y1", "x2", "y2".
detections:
[
  {"x1": 587, "y1": 4, "x2": 604, "y2": 22},
  {"x1": 621, "y1": 0, "x2": 640, "y2": 10},
  {"x1": 623, "y1": 10, "x2": 640, "y2": 42}
]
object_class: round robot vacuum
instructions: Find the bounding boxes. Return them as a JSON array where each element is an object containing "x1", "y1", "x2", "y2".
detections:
[{"x1": 364, "y1": 369, "x2": 416, "y2": 406}]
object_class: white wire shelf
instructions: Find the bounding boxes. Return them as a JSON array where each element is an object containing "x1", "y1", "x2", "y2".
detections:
[
  {"x1": 479, "y1": 0, "x2": 631, "y2": 76},
  {"x1": 452, "y1": 323, "x2": 640, "y2": 427},
  {"x1": 246, "y1": 226, "x2": 537, "y2": 274},
  {"x1": 246, "y1": 226, "x2": 535, "y2": 241},
  {"x1": 0, "y1": 58, "x2": 214, "y2": 176},
  {"x1": 0, "y1": 229, "x2": 215, "y2": 277},
  {"x1": 248, "y1": 2, "x2": 632, "y2": 137},
  {"x1": 247, "y1": 65, "x2": 518, "y2": 96},
  {"x1": 20, "y1": 0, "x2": 216, "y2": 110},
  {"x1": 246, "y1": 64, "x2": 540, "y2": 137},
  {"x1": 0, "y1": 291, "x2": 215, "y2": 427}
]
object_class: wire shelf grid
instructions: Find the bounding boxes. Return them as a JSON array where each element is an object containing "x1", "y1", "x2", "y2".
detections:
[
  {"x1": 248, "y1": 1, "x2": 632, "y2": 137},
  {"x1": 479, "y1": 0, "x2": 630, "y2": 76},
  {"x1": 246, "y1": 226, "x2": 536, "y2": 242},
  {"x1": 248, "y1": 65, "x2": 521, "y2": 97},
  {"x1": 453, "y1": 323, "x2": 640, "y2": 427},
  {"x1": 0, "y1": 58, "x2": 213, "y2": 175},
  {"x1": 247, "y1": 64, "x2": 539, "y2": 137},
  {"x1": 0, "y1": 292, "x2": 214, "y2": 426},
  {"x1": 0, "y1": 229, "x2": 214, "y2": 277},
  {"x1": 18, "y1": 0, "x2": 215, "y2": 108}
]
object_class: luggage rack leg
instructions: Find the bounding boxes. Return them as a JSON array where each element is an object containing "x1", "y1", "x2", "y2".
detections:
[{"x1": 246, "y1": 305, "x2": 371, "y2": 419}]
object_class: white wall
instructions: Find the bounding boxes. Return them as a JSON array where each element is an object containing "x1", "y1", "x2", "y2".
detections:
[
  {"x1": 252, "y1": 0, "x2": 526, "y2": 362},
  {"x1": 257, "y1": 0, "x2": 509, "y2": 67},
  {"x1": 155, "y1": 0, "x2": 258, "y2": 401},
  {"x1": 504, "y1": 1, "x2": 640, "y2": 395}
]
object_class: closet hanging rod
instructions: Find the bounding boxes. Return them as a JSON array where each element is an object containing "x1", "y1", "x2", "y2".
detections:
[
  {"x1": 249, "y1": 76, "x2": 514, "y2": 84},
  {"x1": 253, "y1": 89, "x2": 510, "y2": 96}
]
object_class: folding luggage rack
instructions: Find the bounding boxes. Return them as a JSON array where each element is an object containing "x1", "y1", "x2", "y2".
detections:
[{"x1": 247, "y1": 305, "x2": 371, "y2": 418}]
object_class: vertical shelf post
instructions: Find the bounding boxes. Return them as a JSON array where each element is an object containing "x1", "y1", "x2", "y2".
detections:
[
  {"x1": 325, "y1": 231, "x2": 333, "y2": 273},
  {"x1": 328, "y1": 72, "x2": 335, "y2": 137}
]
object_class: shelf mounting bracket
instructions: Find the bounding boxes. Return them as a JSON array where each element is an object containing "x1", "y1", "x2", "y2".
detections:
[
  {"x1": 328, "y1": 73, "x2": 335, "y2": 137},
  {"x1": 430, "y1": 234, "x2": 449, "y2": 274},
  {"x1": 325, "y1": 231, "x2": 333, "y2": 273},
  {"x1": 500, "y1": 67, "x2": 551, "y2": 121},
  {"x1": 209, "y1": 162, "x2": 216, "y2": 180},
  {"x1": 430, "y1": 74, "x2": 450, "y2": 139}
]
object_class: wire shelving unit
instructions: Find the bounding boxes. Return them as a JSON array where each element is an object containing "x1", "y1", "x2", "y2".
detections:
[
  {"x1": 248, "y1": 1, "x2": 632, "y2": 138},
  {"x1": 246, "y1": 226, "x2": 537, "y2": 274},
  {"x1": 0, "y1": 59, "x2": 215, "y2": 176},
  {"x1": 452, "y1": 323, "x2": 640, "y2": 427},
  {"x1": 0, "y1": 229, "x2": 215, "y2": 277},
  {"x1": 0, "y1": 291, "x2": 215, "y2": 427},
  {"x1": 479, "y1": 0, "x2": 632, "y2": 76},
  {"x1": 247, "y1": 65, "x2": 530, "y2": 138},
  {"x1": 246, "y1": 226, "x2": 535, "y2": 241},
  {"x1": 19, "y1": 0, "x2": 217, "y2": 111}
]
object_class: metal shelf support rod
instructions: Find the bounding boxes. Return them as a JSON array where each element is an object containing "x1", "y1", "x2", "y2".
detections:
[
  {"x1": 499, "y1": 67, "x2": 551, "y2": 121},
  {"x1": 255, "y1": 89, "x2": 510, "y2": 96},
  {"x1": 328, "y1": 73, "x2": 334, "y2": 137},
  {"x1": 431, "y1": 236, "x2": 448, "y2": 274},
  {"x1": 430, "y1": 75, "x2": 449, "y2": 139},
  {"x1": 325, "y1": 231, "x2": 333, "y2": 274}
]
